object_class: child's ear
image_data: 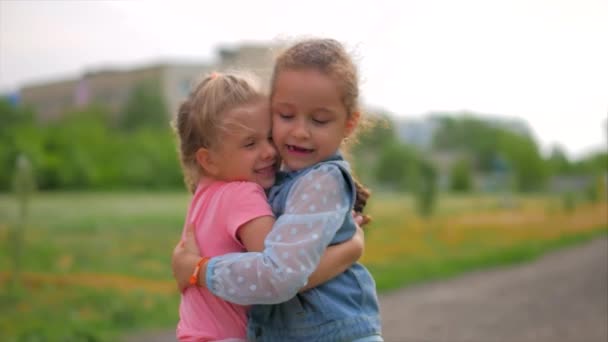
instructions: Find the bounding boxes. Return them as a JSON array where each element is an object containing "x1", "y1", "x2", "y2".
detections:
[
  {"x1": 195, "y1": 148, "x2": 218, "y2": 176},
  {"x1": 345, "y1": 111, "x2": 360, "y2": 137}
]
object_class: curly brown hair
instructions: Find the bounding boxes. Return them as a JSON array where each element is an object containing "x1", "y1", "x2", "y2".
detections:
[{"x1": 271, "y1": 38, "x2": 373, "y2": 223}]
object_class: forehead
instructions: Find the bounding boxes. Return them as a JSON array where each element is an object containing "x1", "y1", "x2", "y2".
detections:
[
  {"x1": 222, "y1": 99, "x2": 271, "y2": 134},
  {"x1": 272, "y1": 69, "x2": 342, "y2": 108}
]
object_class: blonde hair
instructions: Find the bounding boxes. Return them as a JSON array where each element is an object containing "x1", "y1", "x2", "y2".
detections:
[{"x1": 173, "y1": 72, "x2": 265, "y2": 193}]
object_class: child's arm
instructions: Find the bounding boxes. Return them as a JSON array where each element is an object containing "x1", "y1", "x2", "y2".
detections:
[
  {"x1": 237, "y1": 217, "x2": 364, "y2": 291},
  {"x1": 199, "y1": 164, "x2": 353, "y2": 305},
  {"x1": 299, "y1": 225, "x2": 364, "y2": 291},
  {"x1": 171, "y1": 212, "x2": 363, "y2": 291}
]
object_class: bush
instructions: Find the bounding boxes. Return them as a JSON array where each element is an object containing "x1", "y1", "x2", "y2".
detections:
[{"x1": 449, "y1": 158, "x2": 472, "y2": 192}]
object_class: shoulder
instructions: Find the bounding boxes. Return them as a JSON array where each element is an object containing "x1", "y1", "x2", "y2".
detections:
[
  {"x1": 309, "y1": 161, "x2": 353, "y2": 187},
  {"x1": 309, "y1": 159, "x2": 351, "y2": 177},
  {"x1": 221, "y1": 181, "x2": 265, "y2": 192},
  {"x1": 308, "y1": 159, "x2": 353, "y2": 182},
  {"x1": 283, "y1": 163, "x2": 354, "y2": 213},
  {"x1": 217, "y1": 181, "x2": 268, "y2": 202},
  {"x1": 290, "y1": 162, "x2": 352, "y2": 197}
]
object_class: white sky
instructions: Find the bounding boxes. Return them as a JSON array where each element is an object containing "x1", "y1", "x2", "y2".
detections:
[{"x1": 1, "y1": 0, "x2": 606, "y2": 158}]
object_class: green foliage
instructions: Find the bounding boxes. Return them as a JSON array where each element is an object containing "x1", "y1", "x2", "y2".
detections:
[
  {"x1": 364, "y1": 119, "x2": 439, "y2": 216},
  {"x1": 432, "y1": 114, "x2": 547, "y2": 192},
  {"x1": 547, "y1": 145, "x2": 573, "y2": 175},
  {"x1": 497, "y1": 131, "x2": 547, "y2": 191},
  {"x1": 2, "y1": 97, "x2": 602, "y2": 194},
  {"x1": 9, "y1": 155, "x2": 35, "y2": 289},
  {"x1": 0, "y1": 99, "x2": 183, "y2": 191},
  {"x1": 433, "y1": 115, "x2": 500, "y2": 171},
  {"x1": 583, "y1": 174, "x2": 607, "y2": 204},
  {"x1": 0, "y1": 101, "x2": 35, "y2": 191},
  {"x1": 415, "y1": 159, "x2": 438, "y2": 217},
  {"x1": 374, "y1": 142, "x2": 419, "y2": 191},
  {"x1": 449, "y1": 158, "x2": 473, "y2": 192},
  {"x1": 571, "y1": 151, "x2": 608, "y2": 175},
  {"x1": 562, "y1": 192, "x2": 576, "y2": 212},
  {"x1": 355, "y1": 112, "x2": 398, "y2": 150},
  {"x1": 119, "y1": 81, "x2": 170, "y2": 131},
  {"x1": 352, "y1": 113, "x2": 399, "y2": 184}
]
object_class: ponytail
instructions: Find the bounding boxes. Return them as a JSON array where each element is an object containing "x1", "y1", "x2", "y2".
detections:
[{"x1": 353, "y1": 177, "x2": 372, "y2": 225}]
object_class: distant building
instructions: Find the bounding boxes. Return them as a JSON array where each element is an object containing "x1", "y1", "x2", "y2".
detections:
[
  {"x1": 19, "y1": 44, "x2": 276, "y2": 121},
  {"x1": 396, "y1": 117, "x2": 440, "y2": 149},
  {"x1": 217, "y1": 44, "x2": 276, "y2": 90},
  {"x1": 394, "y1": 113, "x2": 532, "y2": 150},
  {"x1": 548, "y1": 175, "x2": 593, "y2": 193},
  {"x1": 394, "y1": 114, "x2": 529, "y2": 192}
]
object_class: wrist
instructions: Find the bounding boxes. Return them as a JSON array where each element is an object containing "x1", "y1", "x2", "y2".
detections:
[
  {"x1": 197, "y1": 259, "x2": 209, "y2": 288},
  {"x1": 190, "y1": 256, "x2": 210, "y2": 287}
]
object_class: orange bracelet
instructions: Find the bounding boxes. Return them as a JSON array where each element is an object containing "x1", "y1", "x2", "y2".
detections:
[{"x1": 189, "y1": 256, "x2": 210, "y2": 286}]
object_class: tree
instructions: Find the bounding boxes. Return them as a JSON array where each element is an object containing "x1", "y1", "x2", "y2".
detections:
[
  {"x1": 355, "y1": 112, "x2": 398, "y2": 150},
  {"x1": 547, "y1": 145, "x2": 572, "y2": 175},
  {"x1": 120, "y1": 81, "x2": 169, "y2": 131},
  {"x1": 374, "y1": 142, "x2": 419, "y2": 191},
  {"x1": 571, "y1": 151, "x2": 608, "y2": 175},
  {"x1": 0, "y1": 100, "x2": 35, "y2": 190},
  {"x1": 351, "y1": 112, "x2": 399, "y2": 184},
  {"x1": 416, "y1": 158, "x2": 438, "y2": 217},
  {"x1": 432, "y1": 114, "x2": 547, "y2": 192},
  {"x1": 497, "y1": 131, "x2": 546, "y2": 191},
  {"x1": 10, "y1": 155, "x2": 35, "y2": 288},
  {"x1": 450, "y1": 158, "x2": 473, "y2": 192}
]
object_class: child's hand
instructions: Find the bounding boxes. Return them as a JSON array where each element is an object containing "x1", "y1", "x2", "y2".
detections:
[
  {"x1": 182, "y1": 223, "x2": 200, "y2": 254},
  {"x1": 353, "y1": 214, "x2": 367, "y2": 257},
  {"x1": 172, "y1": 224, "x2": 202, "y2": 291},
  {"x1": 353, "y1": 211, "x2": 371, "y2": 227}
]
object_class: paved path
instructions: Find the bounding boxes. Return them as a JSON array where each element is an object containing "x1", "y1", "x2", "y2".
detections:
[
  {"x1": 126, "y1": 237, "x2": 608, "y2": 342},
  {"x1": 381, "y1": 237, "x2": 608, "y2": 342}
]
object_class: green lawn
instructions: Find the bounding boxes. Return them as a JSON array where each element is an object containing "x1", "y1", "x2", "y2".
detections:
[{"x1": 0, "y1": 191, "x2": 606, "y2": 341}]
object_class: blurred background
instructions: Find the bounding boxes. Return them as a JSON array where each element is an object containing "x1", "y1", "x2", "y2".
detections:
[{"x1": 1, "y1": 0, "x2": 606, "y2": 341}]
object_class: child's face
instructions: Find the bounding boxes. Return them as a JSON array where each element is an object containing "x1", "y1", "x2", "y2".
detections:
[
  {"x1": 271, "y1": 68, "x2": 357, "y2": 171},
  {"x1": 207, "y1": 98, "x2": 278, "y2": 189}
]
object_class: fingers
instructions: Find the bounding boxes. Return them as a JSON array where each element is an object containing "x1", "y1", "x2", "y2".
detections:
[
  {"x1": 355, "y1": 215, "x2": 364, "y2": 225},
  {"x1": 352, "y1": 210, "x2": 371, "y2": 227},
  {"x1": 183, "y1": 224, "x2": 201, "y2": 255}
]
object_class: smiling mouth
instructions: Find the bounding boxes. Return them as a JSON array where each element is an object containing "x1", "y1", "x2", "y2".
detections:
[
  {"x1": 256, "y1": 159, "x2": 279, "y2": 174},
  {"x1": 287, "y1": 145, "x2": 314, "y2": 153},
  {"x1": 256, "y1": 165, "x2": 276, "y2": 176}
]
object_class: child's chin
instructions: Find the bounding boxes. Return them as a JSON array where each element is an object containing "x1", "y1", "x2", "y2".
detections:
[
  {"x1": 260, "y1": 177, "x2": 276, "y2": 189},
  {"x1": 286, "y1": 160, "x2": 312, "y2": 171}
]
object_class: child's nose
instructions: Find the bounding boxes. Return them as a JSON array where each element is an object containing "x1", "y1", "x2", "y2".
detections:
[{"x1": 292, "y1": 121, "x2": 310, "y2": 139}]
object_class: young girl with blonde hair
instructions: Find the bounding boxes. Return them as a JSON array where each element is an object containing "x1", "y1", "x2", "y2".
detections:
[
  {"x1": 174, "y1": 39, "x2": 383, "y2": 341},
  {"x1": 173, "y1": 72, "x2": 364, "y2": 341}
]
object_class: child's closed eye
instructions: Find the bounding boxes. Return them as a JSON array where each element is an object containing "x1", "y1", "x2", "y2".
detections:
[
  {"x1": 277, "y1": 112, "x2": 294, "y2": 120},
  {"x1": 312, "y1": 118, "x2": 329, "y2": 125}
]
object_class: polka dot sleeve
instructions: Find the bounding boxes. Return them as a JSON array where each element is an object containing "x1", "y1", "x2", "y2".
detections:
[{"x1": 205, "y1": 164, "x2": 351, "y2": 305}]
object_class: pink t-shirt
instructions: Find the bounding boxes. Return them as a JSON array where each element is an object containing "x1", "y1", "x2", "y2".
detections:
[{"x1": 177, "y1": 180, "x2": 273, "y2": 342}]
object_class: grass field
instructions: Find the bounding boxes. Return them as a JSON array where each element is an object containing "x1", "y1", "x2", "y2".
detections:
[{"x1": 0, "y1": 191, "x2": 606, "y2": 341}]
